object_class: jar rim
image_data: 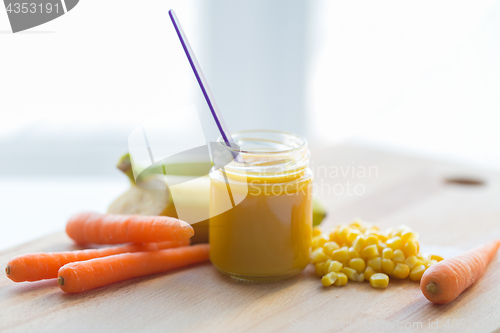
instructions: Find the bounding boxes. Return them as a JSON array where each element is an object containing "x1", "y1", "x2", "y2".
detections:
[{"x1": 217, "y1": 129, "x2": 307, "y2": 155}]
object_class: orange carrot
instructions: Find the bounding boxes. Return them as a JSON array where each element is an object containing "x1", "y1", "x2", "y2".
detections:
[
  {"x1": 58, "y1": 244, "x2": 210, "y2": 293},
  {"x1": 66, "y1": 212, "x2": 194, "y2": 244},
  {"x1": 5, "y1": 240, "x2": 189, "y2": 283},
  {"x1": 421, "y1": 240, "x2": 500, "y2": 304}
]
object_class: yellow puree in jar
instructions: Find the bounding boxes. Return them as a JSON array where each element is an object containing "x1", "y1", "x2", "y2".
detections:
[{"x1": 209, "y1": 156, "x2": 312, "y2": 281}]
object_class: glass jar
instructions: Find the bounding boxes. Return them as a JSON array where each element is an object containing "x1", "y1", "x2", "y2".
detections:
[{"x1": 209, "y1": 130, "x2": 313, "y2": 282}]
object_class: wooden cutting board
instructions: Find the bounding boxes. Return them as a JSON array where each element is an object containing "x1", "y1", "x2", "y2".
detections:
[{"x1": 1, "y1": 144, "x2": 499, "y2": 333}]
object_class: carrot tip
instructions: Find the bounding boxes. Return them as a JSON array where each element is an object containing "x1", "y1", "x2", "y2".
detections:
[
  {"x1": 5, "y1": 265, "x2": 10, "y2": 276},
  {"x1": 426, "y1": 281, "x2": 440, "y2": 295},
  {"x1": 58, "y1": 276, "x2": 65, "y2": 286}
]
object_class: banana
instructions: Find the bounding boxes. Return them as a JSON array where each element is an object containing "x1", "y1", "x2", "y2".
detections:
[
  {"x1": 312, "y1": 197, "x2": 327, "y2": 227},
  {"x1": 108, "y1": 154, "x2": 327, "y2": 243},
  {"x1": 108, "y1": 154, "x2": 209, "y2": 244}
]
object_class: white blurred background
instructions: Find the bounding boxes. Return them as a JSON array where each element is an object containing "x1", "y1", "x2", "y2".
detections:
[{"x1": 1, "y1": 0, "x2": 500, "y2": 249}]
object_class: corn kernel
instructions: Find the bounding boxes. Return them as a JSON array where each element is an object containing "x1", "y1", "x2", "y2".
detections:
[
  {"x1": 403, "y1": 241, "x2": 418, "y2": 257},
  {"x1": 364, "y1": 266, "x2": 377, "y2": 280},
  {"x1": 386, "y1": 236, "x2": 403, "y2": 250},
  {"x1": 346, "y1": 229, "x2": 362, "y2": 243},
  {"x1": 361, "y1": 244, "x2": 379, "y2": 259},
  {"x1": 377, "y1": 233, "x2": 388, "y2": 243},
  {"x1": 400, "y1": 230, "x2": 419, "y2": 243},
  {"x1": 341, "y1": 267, "x2": 360, "y2": 281},
  {"x1": 429, "y1": 254, "x2": 444, "y2": 262},
  {"x1": 382, "y1": 248, "x2": 394, "y2": 259},
  {"x1": 329, "y1": 230, "x2": 341, "y2": 244},
  {"x1": 312, "y1": 228, "x2": 322, "y2": 237},
  {"x1": 382, "y1": 259, "x2": 395, "y2": 275},
  {"x1": 315, "y1": 262, "x2": 326, "y2": 276},
  {"x1": 339, "y1": 226, "x2": 350, "y2": 243},
  {"x1": 365, "y1": 235, "x2": 379, "y2": 247},
  {"x1": 348, "y1": 247, "x2": 360, "y2": 259},
  {"x1": 385, "y1": 227, "x2": 395, "y2": 238},
  {"x1": 349, "y1": 220, "x2": 362, "y2": 228},
  {"x1": 349, "y1": 258, "x2": 366, "y2": 274},
  {"x1": 370, "y1": 273, "x2": 389, "y2": 288},
  {"x1": 393, "y1": 249, "x2": 405, "y2": 263},
  {"x1": 321, "y1": 272, "x2": 338, "y2": 287},
  {"x1": 323, "y1": 241, "x2": 340, "y2": 256},
  {"x1": 322, "y1": 259, "x2": 334, "y2": 274},
  {"x1": 311, "y1": 248, "x2": 327, "y2": 263},
  {"x1": 367, "y1": 257, "x2": 382, "y2": 271},
  {"x1": 357, "y1": 273, "x2": 365, "y2": 282},
  {"x1": 393, "y1": 225, "x2": 411, "y2": 237},
  {"x1": 326, "y1": 260, "x2": 343, "y2": 273},
  {"x1": 352, "y1": 235, "x2": 366, "y2": 252},
  {"x1": 334, "y1": 272, "x2": 348, "y2": 286},
  {"x1": 426, "y1": 259, "x2": 438, "y2": 268},
  {"x1": 404, "y1": 255, "x2": 418, "y2": 269},
  {"x1": 312, "y1": 235, "x2": 329, "y2": 249},
  {"x1": 392, "y1": 263, "x2": 410, "y2": 279},
  {"x1": 331, "y1": 247, "x2": 349, "y2": 261},
  {"x1": 409, "y1": 264, "x2": 426, "y2": 281},
  {"x1": 377, "y1": 240, "x2": 388, "y2": 252}
]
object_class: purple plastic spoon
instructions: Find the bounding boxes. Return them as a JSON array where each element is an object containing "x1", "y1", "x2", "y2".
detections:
[
  {"x1": 169, "y1": 9, "x2": 234, "y2": 146},
  {"x1": 169, "y1": 9, "x2": 241, "y2": 206}
]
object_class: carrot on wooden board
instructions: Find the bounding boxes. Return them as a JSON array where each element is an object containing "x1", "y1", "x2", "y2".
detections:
[
  {"x1": 66, "y1": 212, "x2": 194, "y2": 245},
  {"x1": 57, "y1": 244, "x2": 210, "y2": 293},
  {"x1": 5, "y1": 240, "x2": 189, "y2": 283},
  {"x1": 421, "y1": 240, "x2": 500, "y2": 304}
]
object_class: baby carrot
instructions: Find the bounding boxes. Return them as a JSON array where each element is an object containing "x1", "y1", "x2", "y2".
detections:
[
  {"x1": 58, "y1": 244, "x2": 210, "y2": 293},
  {"x1": 66, "y1": 212, "x2": 194, "y2": 244},
  {"x1": 5, "y1": 240, "x2": 189, "y2": 282},
  {"x1": 421, "y1": 240, "x2": 500, "y2": 304}
]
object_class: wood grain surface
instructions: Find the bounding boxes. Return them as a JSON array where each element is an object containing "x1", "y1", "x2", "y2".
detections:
[{"x1": 1, "y1": 144, "x2": 499, "y2": 333}]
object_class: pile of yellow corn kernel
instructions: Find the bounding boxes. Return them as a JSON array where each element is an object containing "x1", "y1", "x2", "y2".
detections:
[{"x1": 311, "y1": 220, "x2": 443, "y2": 288}]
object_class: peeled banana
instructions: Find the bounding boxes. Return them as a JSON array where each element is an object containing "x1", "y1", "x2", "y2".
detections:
[{"x1": 108, "y1": 154, "x2": 327, "y2": 243}]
